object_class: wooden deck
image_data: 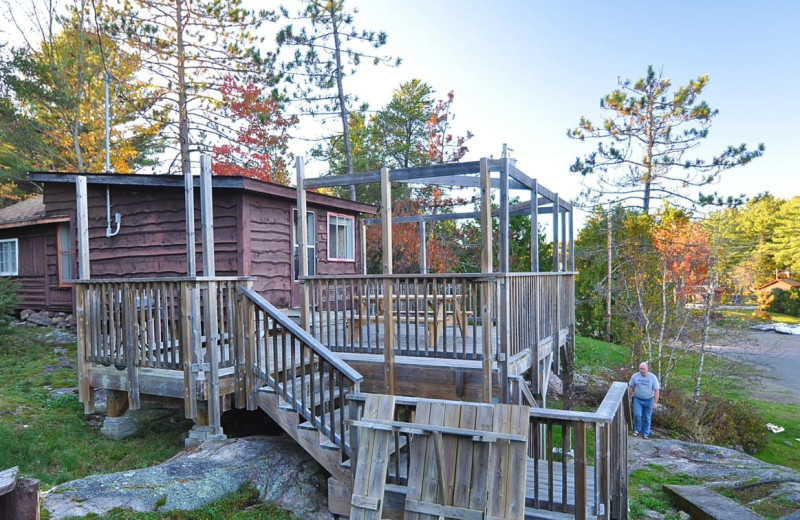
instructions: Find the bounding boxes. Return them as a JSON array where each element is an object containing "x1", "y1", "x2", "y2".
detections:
[{"x1": 73, "y1": 274, "x2": 630, "y2": 520}]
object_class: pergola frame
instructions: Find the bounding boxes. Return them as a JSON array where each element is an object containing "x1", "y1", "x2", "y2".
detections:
[{"x1": 295, "y1": 157, "x2": 574, "y2": 279}]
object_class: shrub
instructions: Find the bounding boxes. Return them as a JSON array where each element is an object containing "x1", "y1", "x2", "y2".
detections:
[
  {"x1": 0, "y1": 277, "x2": 19, "y2": 318},
  {"x1": 767, "y1": 288, "x2": 800, "y2": 317},
  {"x1": 656, "y1": 391, "x2": 768, "y2": 453}
]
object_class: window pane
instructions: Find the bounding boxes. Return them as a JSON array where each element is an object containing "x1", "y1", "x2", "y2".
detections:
[{"x1": 0, "y1": 240, "x2": 18, "y2": 276}]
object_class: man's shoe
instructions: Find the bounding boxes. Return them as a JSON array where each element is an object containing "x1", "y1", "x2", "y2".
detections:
[
  {"x1": 643, "y1": 434, "x2": 649, "y2": 439},
  {"x1": 633, "y1": 431, "x2": 639, "y2": 437}
]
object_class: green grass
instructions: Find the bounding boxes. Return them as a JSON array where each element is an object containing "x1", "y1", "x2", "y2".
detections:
[
  {"x1": 719, "y1": 308, "x2": 800, "y2": 326},
  {"x1": 628, "y1": 464, "x2": 701, "y2": 519},
  {"x1": 1, "y1": 325, "x2": 296, "y2": 519},
  {"x1": 0, "y1": 326, "x2": 194, "y2": 488},
  {"x1": 61, "y1": 486, "x2": 302, "y2": 519},
  {"x1": 574, "y1": 332, "x2": 800, "y2": 473}
]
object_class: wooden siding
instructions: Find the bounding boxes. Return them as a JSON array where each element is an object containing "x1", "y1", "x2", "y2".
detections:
[
  {"x1": 41, "y1": 182, "x2": 366, "y2": 310},
  {"x1": 0, "y1": 224, "x2": 71, "y2": 312}
]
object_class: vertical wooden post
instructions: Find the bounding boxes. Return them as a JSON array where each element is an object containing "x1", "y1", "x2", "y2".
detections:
[
  {"x1": 419, "y1": 219, "x2": 427, "y2": 274},
  {"x1": 75, "y1": 176, "x2": 93, "y2": 411},
  {"x1": 296, "y1": 158, "x2": 310, "y2": 331},
  {"x1": 561, "y1": 205, "x2": 567, "y2": 272},
  {"x1": 184, "y1": 154, "x2": 196, "y2": 276},
  {"x1": 123, "y1": 284, "x2": 140, "y2": 410},
  {"x1": 480, "y1": 158, "x2": 493, "y2": 403},
  {"x1": 181, "y1": 282, "x2": 198, "y2": 419},
  {"x1": 199, "y1": 155, "x2": 221, "y2": 434},
  {"x1": 568, "y1": 204, "x2": 575, "y2": 271},
  {"x1": 530, "y1": 180, "x2": 539, "y2": 272},
  {"x1": 76, "y1": 177, "x2": 90, "y2": 280},
  {"x1": 203, "y1": 281, "x2": 221, "y2": 435},
  {"x1": 200, "y1": 155, "x2": 215, "y2": 277},
  {"x1": 380, "y1": 167, "x2": 395, "y2": 395},
  {"x1": 498, "y1": 158, "x2": 510, "y2": 403},
  {"x1": 552, "y1": 194, "x2": 559, "y2": 272}
]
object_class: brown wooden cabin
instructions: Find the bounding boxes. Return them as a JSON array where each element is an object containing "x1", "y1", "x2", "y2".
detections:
[
  {"x1": 51, "y1": 161, "x2": 629, "y2": 519},
  {"x1": 0, "y1": 195, "x2": 72, "y2": 312},
  {"x1": 24, "y1": 171, "x2": 375, "y2": 311}
]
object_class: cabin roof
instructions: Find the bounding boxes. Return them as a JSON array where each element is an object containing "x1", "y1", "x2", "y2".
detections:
[
  {"x1": 28, "y1": 172, "x2": 377, "y2": 215},
  {"x1": 757, "y1": 278, "x2": 800, "y2": 291},
  {"x1": 0, "y1": 195, "x2": 70, "y2": 230}
]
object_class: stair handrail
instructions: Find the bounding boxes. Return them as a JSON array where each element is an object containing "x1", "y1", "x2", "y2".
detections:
[{"x1": 238, "y1": 286, "x2": 363, "y2": 384}]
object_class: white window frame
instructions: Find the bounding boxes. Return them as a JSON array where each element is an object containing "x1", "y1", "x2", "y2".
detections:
[
  {"x1": 57, "y1": 223, "x2": 74, "y2": 286},
  {"x1": 0, "y1": 238, "x2": 18, "y2": 276},
  {"x1": 293, "y1": 209, "x2": 316, "y2": 281},
  {"x1": 328, "y1": 212, "x2": 355, "y2": 261}
]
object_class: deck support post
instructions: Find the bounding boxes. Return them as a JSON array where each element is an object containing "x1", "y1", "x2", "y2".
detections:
[
  {"x1": 498, "y1": 158, "x2": 510, "y2": 403},
  {"x1": 380, "y1": 167, "x2": 395, "y2": 395},
  {"x1": 479, "y1": 158, "x2": 493, "y2": 403},
  {"x1": 296, "y1": 158, "x2": 311, "y2": 332}
]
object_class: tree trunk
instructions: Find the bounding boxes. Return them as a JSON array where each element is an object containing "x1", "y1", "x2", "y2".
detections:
[{"x1": 328, "y1": 3, "x2": 356, "y2": 201}]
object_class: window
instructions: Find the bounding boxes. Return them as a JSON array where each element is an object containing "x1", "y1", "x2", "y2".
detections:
[
  {"x1": 0, "y1": 238, "x2": 18, "y2": 276},
  {"x1": 328, "y1": 213, "x2": 354, "y2": 261},
  {"x1": 57, "y1": 223, "x2": 74, "y2": 285},
  {"x1": 293, "y1": 209, "x2": 316, "y2": 281}
]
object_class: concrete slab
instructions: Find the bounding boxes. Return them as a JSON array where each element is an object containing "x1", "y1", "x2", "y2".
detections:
[{"x1": 663, "y1": 485, "x2": 764, "y2": 520}]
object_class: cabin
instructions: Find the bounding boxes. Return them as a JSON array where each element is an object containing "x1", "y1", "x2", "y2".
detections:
[
  {"x1": 0, "y1": 195, "x2": 73, "y2": 312},
  {"x1": 34, "y1": 159, "x2": 631, "y2": 519},
  {"x1": 756, "y1": 277, "x2": 800, "y2": 294},
  {"x1": 11, "y1": 172, "x2": 374, "y2": 312}
]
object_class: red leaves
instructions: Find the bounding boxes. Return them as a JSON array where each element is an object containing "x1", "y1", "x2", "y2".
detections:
[{"x1": 211, "y1": 76, "x2": 298, "y2": 185}]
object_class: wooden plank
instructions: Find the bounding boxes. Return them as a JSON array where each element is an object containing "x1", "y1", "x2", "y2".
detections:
[
  {"x1": 468, "y1": 404, "x2": 494, "y2": 513},
  {"x1": 350, "y1": 394, "x2": 396, "y2": 520},
  {"x1": 452, "y1": 405, "x2": 477, "y2": 507}
]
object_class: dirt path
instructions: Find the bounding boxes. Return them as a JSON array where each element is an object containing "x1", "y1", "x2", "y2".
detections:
[{"x1": 708, "y1": 329, "x2": 800, "y2": 404}]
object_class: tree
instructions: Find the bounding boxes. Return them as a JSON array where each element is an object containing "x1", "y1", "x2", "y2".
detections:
[
  {"x1": 210, "y1": 76, "x2": 297, "y2": 185},
  {"x1": 568, "y1": 65, "x2": 764, "y2": 213},
  {"x1": 0, "y1": 2, "x2": 163, "y2": 185},
  {"x1": 276, "y1": 0, "x2": 399, "y2": 199},
  {"x1": 103, "y1": 0, "x2": 276, "y2": 177}
]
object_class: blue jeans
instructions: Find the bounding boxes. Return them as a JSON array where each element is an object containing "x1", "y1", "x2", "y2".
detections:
[{"x1": 632, "y1": 396, "x2": 654, "y2": 436}]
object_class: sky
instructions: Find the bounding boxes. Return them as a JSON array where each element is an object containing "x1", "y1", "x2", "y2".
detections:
[{"x1": 294, "y1": 0, "x2": 799, "y2": 224}]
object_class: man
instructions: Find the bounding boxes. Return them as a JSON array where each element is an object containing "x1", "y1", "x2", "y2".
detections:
[{"x1": 628, "y1": 362, "x2": 660, "y2": 439}]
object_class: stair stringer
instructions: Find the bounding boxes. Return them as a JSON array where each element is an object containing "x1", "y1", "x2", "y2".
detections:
[{"x1": 256, "y1": 389, "x2": 351, "y2": 484}]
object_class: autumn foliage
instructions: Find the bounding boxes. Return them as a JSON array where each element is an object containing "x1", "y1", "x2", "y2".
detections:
[
  {"x1": 211, "y1": 77, "x2": 297, "y2": 185},
  {"x1": 652, "y1": 216, "x2": 711, "y2": 302}
]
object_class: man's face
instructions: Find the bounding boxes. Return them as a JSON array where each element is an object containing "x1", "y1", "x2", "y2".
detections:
[{"x1": 639, "y1": 364, "x2": 649, "y2": 376}]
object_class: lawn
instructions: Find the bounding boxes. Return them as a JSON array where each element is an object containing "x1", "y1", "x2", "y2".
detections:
[{"x1": 0, "y1": 324, "x2": 296, "y2": 519}]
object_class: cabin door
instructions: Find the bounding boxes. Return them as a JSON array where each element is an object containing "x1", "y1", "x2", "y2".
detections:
[{"x1": 291, "y1": 209, "x2": 315, "y2": 307}]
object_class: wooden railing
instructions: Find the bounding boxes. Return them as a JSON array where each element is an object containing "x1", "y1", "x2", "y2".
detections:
[
  {"x1": 304, "y1": 273, "x2": 574, "y2": 355},
  {"x1": 303, "y1": 274, "x2": 483, "y2": 359},
  {"x1": 506, "y1": 273, "x2": 575, "y2": 360},
  {"x1": 74, "y1": 277, "x2": 250, "y2": 422},
  {"x1": 525, "y1": 382, "x2": 630, "y2": 519},
  {"x1": 347, "y1": 381, "x2": 630, "y2": 520},
  {"x1": 237, "y1": 287, "x2": 363, "y2": 455}
]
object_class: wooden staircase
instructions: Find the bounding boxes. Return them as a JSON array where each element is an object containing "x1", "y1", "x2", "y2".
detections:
[{"x1": 238, "y1": 287, "x2": 362, "y2": 487}]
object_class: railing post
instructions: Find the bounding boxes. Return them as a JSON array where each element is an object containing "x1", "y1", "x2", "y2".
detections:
[
  {"x1": 180, "y1": 281, "x2": 197, "y2": 419},
  {"x1": 237, "y1": 280, "x2": 257, "y2": 411},
  {"x1": 75, "y1": 284, "x2": 94, "y2": 413},
  {"x1": 203, "y1": 280, "x2": 222, "y2": 436},
  {"x1": 122, "y1": 284, "x2": 140, "y2": 410}
]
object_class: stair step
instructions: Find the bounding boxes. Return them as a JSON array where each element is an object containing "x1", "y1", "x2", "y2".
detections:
[
  {"x1": 319, "y1": 440, "x2": 340, "y2": 451},
  {"x1": 298, "y1": 421, "x2": 318, "y2": 431}
]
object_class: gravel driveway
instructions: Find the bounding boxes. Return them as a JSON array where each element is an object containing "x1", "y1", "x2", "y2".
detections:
[{"x1": 709, "y1": 329, "x2": 800, "y2": 404}]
